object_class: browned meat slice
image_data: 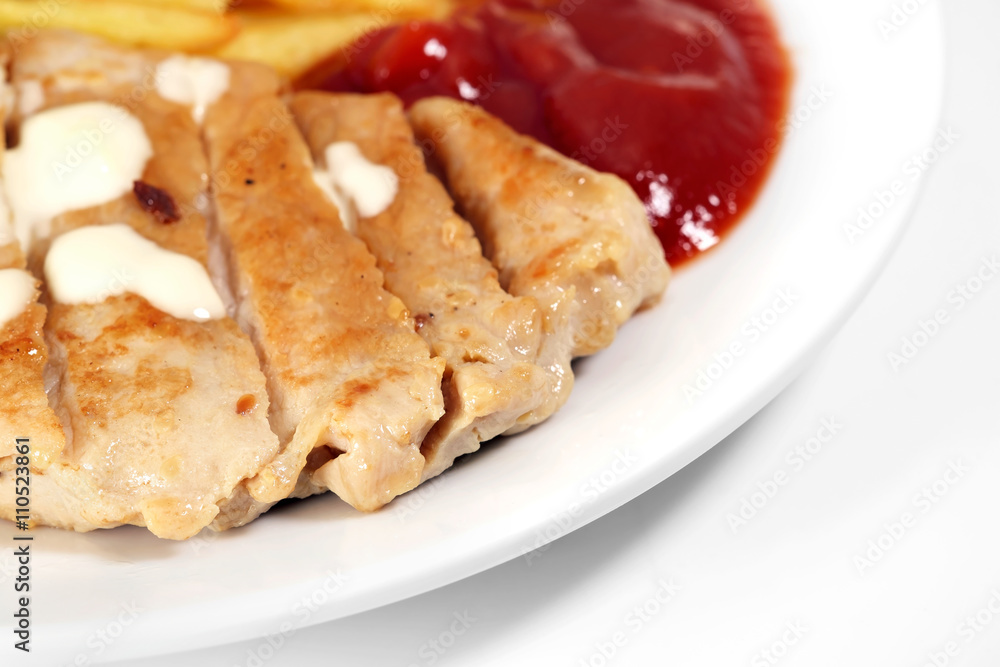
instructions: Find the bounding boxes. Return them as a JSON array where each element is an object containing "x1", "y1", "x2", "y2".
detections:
[
  {"x1": 203, "y1": 64, "x2": 445, "y2": 511},
  {"x1": 0, "y1": 48, "x2": 67, "y2": 520},
  {"x1": 288, "y1": 91, "x2": 550, "y2": 481},
  {"x1": 4, "y1": 30, "x2": 153, "y2": 123},
  {"x1": 0, "y1": 248, "x2": 67, "y2": 484},
  {"x1": 409, "y1": 98, "x2": 671, "y2": 417},
  {"x1": 0, "y1": 33, "x2": 281, "y2": 539},
  {"x1": 5, "y1": 32, "x2": 217, "y2": 267}
]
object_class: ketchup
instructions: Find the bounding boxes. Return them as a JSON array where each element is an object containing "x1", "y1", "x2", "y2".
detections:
[{"x1": 301, "y1": 0, "x2": 791, "y2": 266}]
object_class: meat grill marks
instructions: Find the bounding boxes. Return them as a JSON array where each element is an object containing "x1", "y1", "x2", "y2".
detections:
[
  {"x1": 409, "y1": 97, "x2": 671, "y2": 418},
  {"x1": 202, "y1": 64, "x2": 445, "y2": 511},
  {"x1": 289, "y1": 92, "x2": 549, "y2": 482},
  {"x1": 0, "y1": 32, "x2": 281, "y2": 539}
]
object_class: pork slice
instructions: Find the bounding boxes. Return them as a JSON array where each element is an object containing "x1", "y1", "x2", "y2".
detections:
[
  {"x1": 0, "y1": 48, "x2": 69, "y2": 520},
  {"x1": 203, "y1": 64, "x2": 445, "y2": 511},
  {"x1": 289, "y1": 91, "x2": 549, "y2": 482},
  {"x1": 0, "y1": 34, "x2": 281, "y2": 539},
  {"x1": 408, "y1": 97, "x2": 671, "y2": 418}
]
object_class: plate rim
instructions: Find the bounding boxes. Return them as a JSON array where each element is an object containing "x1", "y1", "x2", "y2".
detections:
[{"x1": 2, "y1": 0, "x2": 947, "y2": 661}]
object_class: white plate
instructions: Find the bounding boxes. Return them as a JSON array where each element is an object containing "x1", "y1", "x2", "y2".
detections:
[{"x1": 1, "y1": 0, "x2": 944, "y2": 662}]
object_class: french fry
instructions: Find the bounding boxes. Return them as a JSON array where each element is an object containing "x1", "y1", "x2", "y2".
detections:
[
  {"x1": 214, "y1": 9, "x2": 377, "y2": 78},
  {"x1": 79, "y1": 0, "x2": 230, "y2": 13},
  {"x1": 155, "y1": 0, "x2": 228, "y2": 12},
  {"x1": 0, "y1": 0, "x2": 238, "y2": 51},
  {"x1": 261, "y1": 0, "x2": 445, "y2": 16}
]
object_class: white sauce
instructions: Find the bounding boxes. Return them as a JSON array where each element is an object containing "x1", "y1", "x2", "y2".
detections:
[
  {"x1": 313, "y1": 142, "x2": 398, "y2": 231},
  {"x1": 3, "y1": 101, "x2": 153, "y2": 253},
  {"x1": 0, "y1": 63, "x2": 8, "y2": 244},
  {"x1": 1, "y1": 69, "x2": 14, "y2": 247},
  {"x1": 17, "y1": 79, "x2": 45, "y2": 117},
  {"x1": 0, "y1": 186, "x2": 11, "y2": 247},
  {"x1": 45, "y1": 224, "x2": 225, "y2": 322},
  {"x1": 311, "y1": 168, "x2": 356, "y2": 232},
  {"x1": 0, "y1": 66, "x2": 13, "y2": 122},
  {"x1": 155, "y1": 55, "x2": 230, "y2": 124},
  {"x1": 0, "y1": 269, "x2": 36, "y2": 331}
]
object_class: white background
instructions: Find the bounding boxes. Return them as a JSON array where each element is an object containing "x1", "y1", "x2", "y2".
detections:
[{"x1": 95, "y1": 0, "x2": 999, "y2": 664}]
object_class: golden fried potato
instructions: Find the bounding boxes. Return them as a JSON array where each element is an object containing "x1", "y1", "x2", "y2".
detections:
[
  {"x1": 262, "y1": 0, "x2": 446, "y2": 15},
  {"x1": 0, "y1": 0, "x2": 237, "y2": 51},
  {"x1": 86, "y1": 0, "x2": 229, "y2": 13},
  {"x1": 214, "y1": 9, "x2": 375, "y2": 78},
  {"x1": 156, "y1": 0, "x2": 229, "y2": 12}
]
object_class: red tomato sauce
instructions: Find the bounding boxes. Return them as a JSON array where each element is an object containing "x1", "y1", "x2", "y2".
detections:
[{"x1": 300, "y1": 0, "x2": 792, "y2": 266}]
